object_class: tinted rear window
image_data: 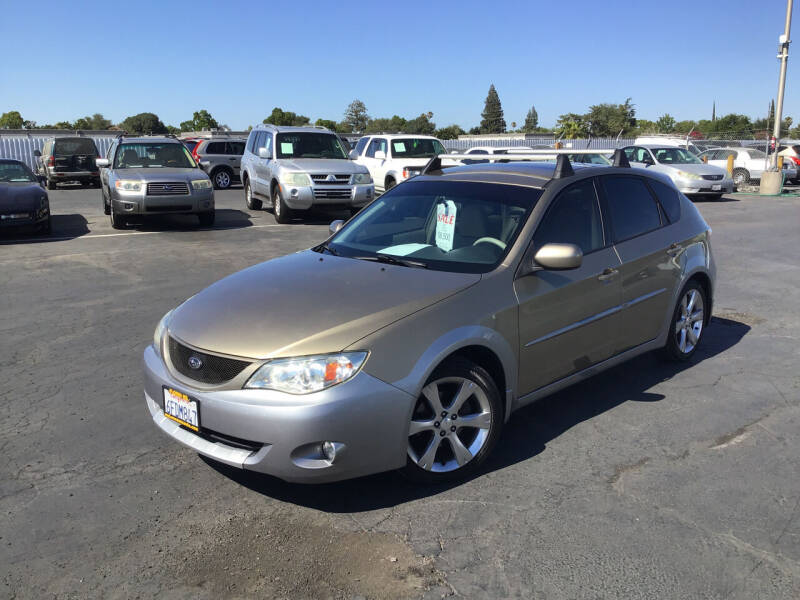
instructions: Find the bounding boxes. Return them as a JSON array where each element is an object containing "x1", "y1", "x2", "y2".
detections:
[
  {"x1": 602, "y1": 176, "x2": 662, "y2": 242},
  {"x1": 55, "y1": 138, "x2": 97, "y2": 155},
  {"x1": 648, "y1": 179, "x2": 681, "y2": 223},
  {"x1": 206, "y1": 142, "x2": 226, "y2": 154}
]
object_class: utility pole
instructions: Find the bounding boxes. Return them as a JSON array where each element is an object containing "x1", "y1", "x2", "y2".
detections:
[{"x1": 771, "y1": 0, "x2": 793, "y2": 170}]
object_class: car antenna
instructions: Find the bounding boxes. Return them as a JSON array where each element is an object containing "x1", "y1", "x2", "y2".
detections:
[
  {"x1": 612, "y1": 149, "x2": 631, "y2": 168},
  {"x1": 553, "y1": 154, "x2": 574, "y2": 178}
]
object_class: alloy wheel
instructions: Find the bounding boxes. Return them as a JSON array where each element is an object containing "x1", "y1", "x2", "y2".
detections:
[
  {"x1": 407, "y1": 376, "x2": 492, "y2": 472},
  {"x1": 214, "y1": 170, "x2": 231, "y2": 189},
  {"x1": 675, "y1": 288, "x2": 705, "y2": 354}
]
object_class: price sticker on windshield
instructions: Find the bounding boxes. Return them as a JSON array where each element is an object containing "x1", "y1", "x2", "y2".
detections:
[{"x1": 435, "y1": 200, "x2": 457, "y2": 252}]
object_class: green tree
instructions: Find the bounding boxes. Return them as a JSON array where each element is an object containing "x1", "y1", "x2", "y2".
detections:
[
  {"x1": 673, "y1": 120, "x2": 697, "y2": 134},
  {"x1": 584, "y1": 98, "x2": 636, "y2": 136},
  {"x1": 468, "y1": 126, "x2": 481, "y2": 135},
  {"x1": 656, "y1": 113, "x2": 676, "y2": 133},
  {"x1": 0, "y1": 111, "x2": 24, "y2": 129},
  {"x1": 314, "y1": 118, "x2": 338, "y2": 131},
  {"x1": 522, "y1": 105, "x2": 539, "y2": 132},
  {"x1": 72, "y1": 113, "x2": 113, "y2": 130},
  {"x1": 435, "y1": 124, "x2": 466, "y2": 140},
  {"x1": 554, "y1": 113, "x2": 589, "y2": 139},
  {"x1": 180, "y1": 109, "x2": 219, "y2": 132},
  {"x1": 53, "y1": 121, "x2": 73, "y2": 129},
  {"x1": 263, "y1": 107, "x2": 310, "y2": 127},
  {"x1": 636, "y1": 119, "x2": 657, "y2": 133},
  {"x1": 166, "y1": 125, "x2": 181, "y2": 135},
  {"x1": 480, "y1": 84, "x2": 506, "y2": 133},
  {"x1": 120, "y1": 112, "x2": 168, "y2": 135},
  {"x1": 365, "y1": 115, "x2": 407, "y2": 133},
  {"x1": 402, "y1": 112, "x2": 435, "y2": 135},
  {"x1": 342, "y1": 99, "x2": 370, "y2": 133}
]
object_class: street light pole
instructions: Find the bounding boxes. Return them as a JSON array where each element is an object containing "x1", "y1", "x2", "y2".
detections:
[{"x1": 771, "y1": 0, "x2": 793, "y2": 170}]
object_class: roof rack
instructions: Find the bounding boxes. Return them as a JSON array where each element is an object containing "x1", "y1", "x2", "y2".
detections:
[{"x1": 422, "y1": 149, "x2": 630, "y2": 178}]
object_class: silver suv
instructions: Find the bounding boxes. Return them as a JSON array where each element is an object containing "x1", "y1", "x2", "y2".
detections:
[
  {"x1": 96, "y1": 136, "x2": 214, "y2": 229},
  {"x1": 240, "y1": 125, "x2": 374, "y2": 223},
  {"x1": 193, "y1": 138, "x2": 246, "y2": 190}
]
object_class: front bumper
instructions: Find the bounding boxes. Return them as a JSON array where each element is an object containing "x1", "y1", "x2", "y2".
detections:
[
  {"x1": 0, "y1": 207, "x2": 49, "y2": 229},
  {"x1": 282, "y1": 184, "x2": 374, "y2": 210},
  {"x1": 142, "y1": 345, "x2": 413, "y2": 483},
  {"x1": 112, "y1": 189, "x2": 214, "y2": 216},
  {"x1": 673, "y1": 176, "x2": 734, "y2": 195}
]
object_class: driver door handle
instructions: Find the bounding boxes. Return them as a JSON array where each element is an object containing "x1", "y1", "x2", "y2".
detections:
[{"x1": 597, "y1": 267, "x2": 619, "y2": 281}]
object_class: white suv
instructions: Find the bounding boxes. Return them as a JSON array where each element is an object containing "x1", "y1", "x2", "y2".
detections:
[{"x1": 352, "y1": 134, "x2": 447, "y2": 193}]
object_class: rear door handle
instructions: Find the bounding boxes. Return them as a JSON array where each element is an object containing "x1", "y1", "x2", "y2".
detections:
[
  {"x1": 597, "y1": 267, "x2": 618, "y2": 281},
  {"x1": 666, "y1": 243, "x2": 682, "y2": 257}
]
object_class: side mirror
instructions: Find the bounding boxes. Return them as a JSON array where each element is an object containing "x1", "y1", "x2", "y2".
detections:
[
  {"x1": 329, "y1": 220, "x2": 344, "y2": 235},
  {"x1": 533, "y1": 243, "x2": 583, "y2": 270},
  {"x1": 33, "y1": 150, "x2": 41, "y2": 158},
  {"x1": 374, "y1": 150, "x2": 386, "y2": 160},
  {"x1": 348, "y1": 149, "x2": 359, "y2": 160},
  {"x1": 258, "y1": 147, "x2": 270, "y2": 159},
  {"x1": 95, "y1": 158, "x2": 110, "y2": 168}
]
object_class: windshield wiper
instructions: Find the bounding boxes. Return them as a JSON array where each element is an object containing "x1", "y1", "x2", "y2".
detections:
[
  {"x1": 352, "y1": 254, "x2": 429, "y2": 269},
  {"x1": 313, "y1": 242, "x2": 339, "y2": 255}
]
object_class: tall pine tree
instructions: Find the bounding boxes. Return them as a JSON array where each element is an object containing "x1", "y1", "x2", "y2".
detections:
[
  {"x1": 480, "y1": 84, "x2": 506, "y2": 134},
  {"x1": 523, "y1": 105, "x2": 539, "y2": 132}
]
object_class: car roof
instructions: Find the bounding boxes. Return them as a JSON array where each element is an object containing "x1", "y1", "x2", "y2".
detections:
[
  {"x1": 364, "y1": 134, "x2": 439, "y2": 140},
  {"x1": 635, "y1": 144, "x2": 693, "y2": 149},
  {"x1": 0, "y1": 158, "x2": 25, "y2": 164},
  {"x1": 254, "y1": 125, "x2": 334, "y2": 134},
  {"x1": 118, "y1": 137, "x2": 183, "y2": 144}
]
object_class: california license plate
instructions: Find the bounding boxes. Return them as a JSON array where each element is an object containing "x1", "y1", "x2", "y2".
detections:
[
  {"x1": 163, "y1": 387, "x2": 199, "y2": 431},
  {"x1": 712, "y1": 184, "x2": 722, "y2": 191}
]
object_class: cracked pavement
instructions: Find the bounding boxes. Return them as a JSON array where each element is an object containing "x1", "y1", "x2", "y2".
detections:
[{"x1": 1, "y1": 187, "x2": 798, "y2": 599}]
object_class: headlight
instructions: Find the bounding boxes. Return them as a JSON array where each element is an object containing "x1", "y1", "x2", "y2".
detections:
[
  {"x1": 674, "y1": 170, "x2": 703, "y2": 180},
  {"x1": 245, "y1": 352, "x2": 368, "y2": 394},
  {"x1": 351, "y1": 172, "x2": 372, "y2": 184},
  {"x1": 153, "y1": 309, "x2": 174, "y2": 356},
  {"x1": 191, "y1": 178, "x2": 212, "y2": 190},
  {"x1": 281, "y1": 172, "x2": 312, "y2": 186},
  {"x1": 115, "y1": 179, "x2": 142, "y2": 191}
]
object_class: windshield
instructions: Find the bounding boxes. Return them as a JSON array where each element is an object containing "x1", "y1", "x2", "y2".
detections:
[
  {"x1": 0, "y1": 162, "x2": 36, "y2": 182},
  {"x1": 114, "y1": 143, "x2": 197, "y2": 168},
  {"x1": 652, "y1": 147, "x2": 702, "y2": 164},
  {"x1": 326, "y1": 180, "x2": 539, "y2": 273},
  {"x1": 569, "y1": 154, "x2": 611, "y2": 165},
  {"x1": 390, "y1": 138, "x2": 446, "y2": 158},
  {"x1": 747, "y1": 148, "x2": 767, "y2": 158},
  {"x1": 275, "y1": 133, "x2": 347, "y2": 159},
  {"x1": 55, "y1": 138, "x2": 97, "y2": 156}
]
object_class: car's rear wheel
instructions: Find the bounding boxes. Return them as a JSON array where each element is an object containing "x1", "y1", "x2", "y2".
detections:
[
  {"x1": 198, "y1": 210, "x2": 215, "y2": 227},
  {"x1": 732, "y1": 168, "x2": 749, "y2": 186},
  {"x1": 272, "y1": 186, "x2": 292, "y2": 224},
  {"x1": 245, "y1": 180, "x2": 262, "y2": 210},
  {"x1": 212, "y1": 168, "x2": 232, "y2": 190},
  {"x1": 47, "y1": 178, "x2": 57, "y2": 190},
  {"x1": 402, "y1": 357, "x2": 503, "y2": 483},
  {"x1": 661, "y1": 281, "x2": 707, "y2": 362}
]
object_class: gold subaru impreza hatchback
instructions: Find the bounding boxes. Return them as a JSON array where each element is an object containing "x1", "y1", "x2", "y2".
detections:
[{"x1": 143, "y1": 152, "x2": 715, "y2": 484}]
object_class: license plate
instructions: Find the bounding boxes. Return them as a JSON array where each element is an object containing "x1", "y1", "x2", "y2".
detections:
[
  {"x1": 712, "y1": 184, "x2": 722, "y2": 191},
  {"x1": 163, "y1": 387, "x2": 200, "y2": 431}
]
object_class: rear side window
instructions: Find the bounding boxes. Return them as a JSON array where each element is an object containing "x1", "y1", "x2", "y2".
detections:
[
  {"x1": 534, "y1": 178, "x2": 604, "y2": 255},
  {"x1": 206, "y1": 142, "x2": 225, "y2": 154},
  {"x1": 648, "y1": 179, "x2": 681, "y2": 223},
  {"x1": 55, "y1": 138, "x2": 97, "y2": 155},
  {"x1": 602, "y1": 176, "x2": 662, "y2": 242},
  {"x1": 227, "y1": 142, "x2": 245, "y2": 155}
]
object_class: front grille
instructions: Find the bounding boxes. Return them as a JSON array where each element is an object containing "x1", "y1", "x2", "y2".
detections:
[
  {"x1": 193, "y1": 427, "x2": 264, "y2": 452},
  {"x1": 702, "y1": 174, "x2": 723, "y2": 181},
  {"x1": 147, "y1": 182, "x2": 190, "y2": 196},
  {"x1": 310, "y1": 174, "x2": 350, "y2": 185},
  {"x1": 313, "y1": 188, "x2": 352, "y2": 199},
  {"x1": 168, "y1": 337, "x2": 251, "y2": 384},
  {"x1": 145, "y1": 205, "x2": 192, "y2": 212}
]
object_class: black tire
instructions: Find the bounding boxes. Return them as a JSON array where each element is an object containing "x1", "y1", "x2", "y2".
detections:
[
  {"x1": 47, "y1": 178, "x2": 57, "y2": 190},
  {"x1": 732, "y1": 168, "x2": 749, "y2": 186},
  {"x1": 660, "y1": 280, "x2": 708, "y2": 362},
  {"x1": 109, "y1": 206, "x2": 125, "y2": 230},
  {"x1": 245, "y1": 180, "x2": 262, "y2": 210},
  {"x1": 198, "y1": 210, "x2": 215, "y2": 227},
  {"x1": 385, "y1": 177, "x2": 396, "y2": 191},
  {"x1": 211, "y1": 168, "x2": 233, "y2": 190},
  {"x1": 40, "y1": 217, "x2": 52, "y2": 235},
  {"x1": 272, "y1": 185, "x2": 292, "y2": 224},
  {"x1": 102, "y1": 190, "x2": 111, "y2": 215},
  {"x1": 401, "y1": 357, "x2": 504, "y2": 484},
  {"x1": 707, "y1": 194, "x2": 723, "y2": 200}
]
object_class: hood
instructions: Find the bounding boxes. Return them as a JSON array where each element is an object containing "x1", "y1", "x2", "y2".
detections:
[
  {"x1": 0, "y1": 182, "x2": 46, "y2": 210},
  {"x1": 168, "y1": 250, "x2": 479, "y2": 359},
  {"x1": 280, "y1": 158, "x2": 367, "y2": 174},
  {"x1": 113, "y1": 168, "x2": 206, "y2": 180},
  {"x1": 660, "y1": 163, "x2": 727, "y2": 176}
]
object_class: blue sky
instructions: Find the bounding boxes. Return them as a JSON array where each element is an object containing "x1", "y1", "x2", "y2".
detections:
[{"x1": 0, "y1": 0, "x2": 795, "y2": 130}]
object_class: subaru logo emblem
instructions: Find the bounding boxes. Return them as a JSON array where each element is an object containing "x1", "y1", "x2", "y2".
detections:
[{"x1": 188, "y1": 356, "x2": 203, "y2": 370}]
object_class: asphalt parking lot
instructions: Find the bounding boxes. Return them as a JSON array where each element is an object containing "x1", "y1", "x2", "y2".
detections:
[{"x1": 1, "y1": 185, "x2": 799, "y2": 599}]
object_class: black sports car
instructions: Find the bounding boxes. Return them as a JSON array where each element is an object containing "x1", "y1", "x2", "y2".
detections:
[{"x1": 0, "y1": 159, "x2": 51, "y2": 234}]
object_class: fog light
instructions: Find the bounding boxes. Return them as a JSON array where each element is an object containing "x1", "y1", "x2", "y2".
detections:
[
  {"x1": 290, "y1": 188, "x2": 299, "y2": 197},
  {"x1": 123, "y1": 202, "x2": 135, "y2": 211},
  {"x1": 366, "y1": 190, "x2": 373, "y2": 199},
  {"x1": 321, "y1": 441, "x2": 336, "y2": 462}
]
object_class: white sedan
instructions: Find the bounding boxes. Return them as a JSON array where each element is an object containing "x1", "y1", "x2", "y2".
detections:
[{"x1": 697, "y1": 147, "x2": 798, "y2": 185}]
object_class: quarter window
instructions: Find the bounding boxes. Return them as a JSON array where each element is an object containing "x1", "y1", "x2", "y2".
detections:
[
  {"x1": 602, "y1": 176, "x2": 662, "y2": 242},
  {"x1": 534, "y1": 178, "x2": 604, "y2": 255},
  {"x1": 226, "y1": 141, "x2": 245, "y2": 155},
  {"x1": 648, "y1": 179, "x2": 681, "y2": 223}
]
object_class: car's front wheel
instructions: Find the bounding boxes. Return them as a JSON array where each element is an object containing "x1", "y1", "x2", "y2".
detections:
[
  {"x1": 47, "y1": 178, "x2": 57, "y2": 190},
  {"x1": 661, "y1": 281, "x2": 707, "y2": 361},
  {"x1": 109, "y1": 206, "x2": 125, "y2": 230},
  {"x1": 198, "y1": 210, "x2": 215, "y2": 227},
  {"x1": 402, "y1": 357, "x2": 503, "y2": 483},
  {"x1": 245, "y1": 180, "x2": 262, "y2": 210},
  {"x1": 272, "y1": 186, "x2": 292, "y2": 224}
]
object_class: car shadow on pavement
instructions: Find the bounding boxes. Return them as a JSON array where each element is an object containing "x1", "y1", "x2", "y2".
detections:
[
  {"x1": 0, "y1": 213, "x2": 90, "y2": 244},
  {"x1": 205, "y1": 316, "x2": 750, "y2": 512},
  {"x1": 124, "y1": 209, "x2": 253, "y2": 232},
  {"x1": 693, "y1": 195, "x2": 739, "y2": 203}
]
